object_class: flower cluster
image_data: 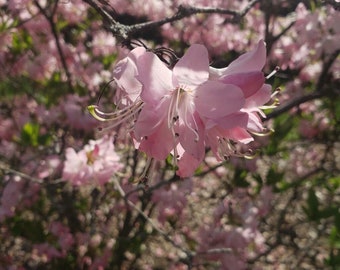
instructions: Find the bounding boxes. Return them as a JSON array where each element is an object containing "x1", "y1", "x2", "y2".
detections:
[
  {"x1": 89, "y1": 41, "x2": 272, "y2": 177},
  {"x1": 62, "y1": 135, "x2": 123, "y2": 186}
]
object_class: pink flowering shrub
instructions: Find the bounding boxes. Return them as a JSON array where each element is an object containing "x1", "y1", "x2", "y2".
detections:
[{"x1": 0, "y1": 0, "x2": 339, "y2": 269}]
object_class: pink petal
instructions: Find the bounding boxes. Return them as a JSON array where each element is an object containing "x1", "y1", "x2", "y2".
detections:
[
  {"x1": 213, "y1": 112, "x2": 249, "y2": 130},
  {"x1": 205, "y1": 128, "x2": 223, "y2": 161},
  {"x1": 177, "y1": 113, "x2": 205, "y2": 160},
  {"x1": 246, "y1": 112, "x2": 264, "y2": 132},
  {"x1": 244, "y1": 84, "x2": 272, "y2": 109},
  {"x1": 195, "y1": 81, "x2": 245, "y2": 119},
  {"x1": 209, "y1": 40, "x2": 266, "y2": 78},
  {"x1": 173, "y1": 44, "x2": 209, "y2": 86},
  {"x1": 138, "y1": 121, "x2": 175, "y2": 160},
  {"x1": 220, "y1": 71, "x2": 265, "y2": 98},
  {"x1": 177, "y1": 152, "x2": 202, "y2": 178},
  {"x1": 136, "y1": 52, "x2": 173, "y2": 105},
  {"x1": 227, "y1": 40, "x2": 266, "y2": 73},
  {"x1": 113, "y1": 47, "x2": 146, "y2": 102},
  {"x1": 228, "y1": 127, "x2": 254, "y2": 144},
  {"x1": 134, "y1": 101, "x2": 169, "y2": 138}
]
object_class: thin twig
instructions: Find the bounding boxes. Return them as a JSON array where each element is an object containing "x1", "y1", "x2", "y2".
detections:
[
  {"x1": 112, "y1": 178, "x2": 195, "y2": 263},
  {"x1": 0, "y1": 161, "x2": 64, "y2": 184},
  {"x1": 34, "y1": 0, "x2": 74, "y2": 92}
]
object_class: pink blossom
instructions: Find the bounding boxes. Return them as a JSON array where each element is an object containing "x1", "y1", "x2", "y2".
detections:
[
  {"x1": 37, "y1": 155, "x2": 62, "y2": 179},
  {"x1": 134, "y1": 44, "x2": 244, "y2": 166},
  {"x1": 0, "y1": 176, "x2": 25, "y2": 221},
  {"x1": 62, "y1": 135, "x2": 122, "y2": 186},
  {"x1": 49, "y1": 221, "x2": 75, "y2": 252},
  {"x1": 206, "y1": 40, "x2": 272, "y2": 161},
  {"x1": 152, "y1": 178, "x2": 192, "y2": 224},
  {"x1": 88, "y1": 47, "x2": 146, "y2": 132},
  {"x1": 89, "y1": 41, "x2": 272, "y2": 177},
  {"x1": 0, "y1": 175, "x2": 40, "y2": 222},
  {"x1": 0, "y1": 117, "x2": 15, "y2": 141}
]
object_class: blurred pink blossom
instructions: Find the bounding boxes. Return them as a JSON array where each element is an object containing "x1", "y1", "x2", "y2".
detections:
[{"x1": 62, "y1": 135, "x2": 122, "y2": 185}]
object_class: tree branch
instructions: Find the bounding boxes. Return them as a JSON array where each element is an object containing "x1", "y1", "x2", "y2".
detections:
[
  {"x1": 82, "y1": 0, "x2": 260, "y2": 41},
  {"x1": 34, "y1": 0, "x2": 74, "y2": 91}
]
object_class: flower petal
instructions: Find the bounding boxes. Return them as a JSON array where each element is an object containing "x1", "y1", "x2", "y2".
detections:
[
  {"x1": 136, "y1": 52, "x2": 173, "y2": 105},
  {"x1": 113, "y1": 47, "x2": 146, "y2": 103},
  {"x1": 212, "y1": 112, "x2": 249, "y2": 130},
  {"x1": 209, "y1": 40, "x2": 266, "y2": 78},
  {"x1": 195, "y1": 81, "x2": 245, "y2": 119},
  {"x1": 134, "y1": 100, "x2": 169, "y2": 138},
  {"x1": 228, "y1": 127, "x2": 254, "y2": 144},
  {"x1": 173, "y1": 44, "x2": 209, "y2": 86},
  {"x1": 244, "y1": 84, "x2": 272, "y2": 109},
  {"x1": 220, "y1": 71, "x2": 265, "y2": 98},
  {"x1": 177, "y1": 113, "x2": 205, "y2": 160},
  {"x1": 138, "y1": 120, "x2": 175, "y2": 160},
  {"x1": 177, "y1": 151, "x2": 202, "y2": 178},
  {"x1": 246, "y1": 112, "x2": 265, "y2": 132}
]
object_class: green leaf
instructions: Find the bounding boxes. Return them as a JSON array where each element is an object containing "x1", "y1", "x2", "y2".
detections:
[
  {"x1": 21, "y1": 122, "x2": 40, "y2": 147},
  {"x1": 20, "y1": 122, "x2": 52, "y2": 147}
]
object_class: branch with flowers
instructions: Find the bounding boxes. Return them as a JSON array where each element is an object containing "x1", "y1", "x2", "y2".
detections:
[{"x1": 0, "y1": 0, "x2": 340, "y2": 269}]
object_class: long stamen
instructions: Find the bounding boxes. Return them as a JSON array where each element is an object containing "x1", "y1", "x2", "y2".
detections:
[
  {"x1": 259, "y1": 99, "x2": 280, "y2": 110},
  {"x1": 271, "y1": 87, "x2": 281, "y2": 98},
  {"x1": 249, "y1": 128, "x2": 274, "y2": 136},
  {"x1": 182, "y1": 94, "x2": 199, "y2": 142},
  {"x1": 167, "y1": 88, "x2": 179, "y2": 128},
  {"x1": 88, "y1": 101, "x2": 143, "y2": 122},
  {"x1": 266, "y1": 66, "x2": 280, "y2": 80}
]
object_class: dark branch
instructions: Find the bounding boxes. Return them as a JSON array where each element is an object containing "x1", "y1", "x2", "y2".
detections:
[
  {"x1": 82, "y1": 0, "x2": 260, "y2": 41},
  {"x1": 265, "y1": 92, "x2": 324, "y2": 120}
]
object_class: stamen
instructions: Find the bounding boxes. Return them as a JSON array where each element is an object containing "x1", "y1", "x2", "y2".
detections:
[
  {"x1": 217, "y1": 137, "x2": 259, "y2": 160},
  {"x1": 88, "y1": 101, "x2": 143, "y2": 123},
  {"x1": 244, "y1": 149, "x2": 259, "y2": 160},
  {"x1": 259, "y1": 99, "x2": 280, "y2": 110},
  {"x1": 181, "y1": 90, "x2": 200, "y2": 142},
  {"x1": 266, "y1": 66, "x2": 280, "y2": 80},
  {"x1": 167, "y1": 88, "x2": 179, "y2": 129},
  {"x1": 271, "y1": 87, "x2": 281, "y2": 98},
  {"x1": 249, "y1": 128, "x2": 274, "y2": 137}
]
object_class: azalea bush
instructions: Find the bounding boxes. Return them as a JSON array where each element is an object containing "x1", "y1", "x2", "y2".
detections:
[{"x1": 0, "y1": 0, "x2": 339, "y2": 269}]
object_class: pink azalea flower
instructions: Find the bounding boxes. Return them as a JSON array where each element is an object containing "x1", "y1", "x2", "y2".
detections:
[
  {"x1": 134, "y1": 44, "x2": 245, "y2": 165},
  {"x1": 89, "y1": 41, "x2": 273, "y2": 177},
  {"x1": 62, "y1": 135, "x2": 122, "y2": 186}
]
